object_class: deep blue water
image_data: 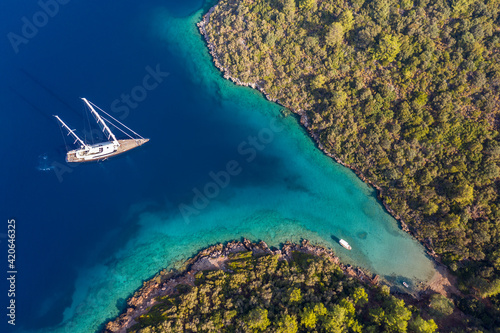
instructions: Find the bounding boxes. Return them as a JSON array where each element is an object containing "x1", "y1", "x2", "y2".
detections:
[
  {"x1": 0, "y1": 1, "x2": 436, "y2": 332},
  {"x1": 1, "y1": 1, "x2": 213, "y2": 330}
]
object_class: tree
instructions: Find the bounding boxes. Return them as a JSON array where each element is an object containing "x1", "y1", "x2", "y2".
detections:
[
  {"x1": 313, "y1": 303, "x2": 328, "y2": 316},
  {"x1": 369, "y1": 307, "x2": 385, "y2": 325},
  {"x1": 429, "y1": 294, "x2": 454, "y2": 317},
  {"x1": 300, "y1": 307, "x2": 317, "y2": 329},
  {"x1": 452, "y1": 0, "x2": 474, "y2": 16},
  {"x1": 353, "y1": 287, "x2": 369, "y2": 306},
  {"x1": 376, "y1": 34, "x2": 401, "y2": 63},
  {"x1": 333, "y1": 89, "x2": 348, "y2": 108},
  {"x1": 245, "y1": 308, "x2": 271, "y2": 331},
  {"x1": 326, "y1": 22, "x2": 344, "y2": 47},
  {"x1": 373, "y1": 0, "x2": 390, "y2": 23},
  {"x1": 481, "y1": 162, "x2": 500, "y2": 181},
  {"x1": 340, "y1": 10, "x2": 354, "y2": 32},
  {"x1": 288, "y1": 287, "x2": 302, "y2": 303},
  {"x1": 478, "y1": 278, "x2": 500, "y2": 298},
  {"x1": 401, "y1": 0, "x2": 413, "y2": 10},
  {"x1": 383, "y1": 297, "x2": 412, "y2": 332},
  {"x1": 275, "y1": 314, "x2": 299, "y2": 333},
  {"x1": 409, "y1": 315, "x2": 438, "y2": 333},
  {"x1": 311, "y1": 74, "x2": 327, "y2": 89},
  {"x1": 298, "y1": 0, "x2": 316, "y2": 11},
  {"x1": 423, "y1": 202, "x2": 439, "y2": 216},
  {"x1": 323, "y1": 304, "x2": 347, "y2": 331},
  {"x1": 452, "y1": 184, "x2": 474, "y2": 205},
  {"x1": 283, "y1": 0, "x2": 296, "y2": 20}
]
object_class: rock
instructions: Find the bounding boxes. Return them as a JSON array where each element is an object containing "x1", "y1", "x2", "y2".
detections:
[{"x1": 242, "y1": 238, "x2": 252, "y2": 250}]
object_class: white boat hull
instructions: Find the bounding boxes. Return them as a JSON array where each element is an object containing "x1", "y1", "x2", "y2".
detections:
[
  {"x1": 66, "y1": 138, "x2": 149, "y2": 162},
  {"x1": 339, "y1": 239, "x2": 352, "y2": 250}
]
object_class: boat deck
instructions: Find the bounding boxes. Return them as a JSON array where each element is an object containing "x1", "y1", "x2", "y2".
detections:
[{"x1": 67, "y1": 139, "x2": 149, "y2": 163}]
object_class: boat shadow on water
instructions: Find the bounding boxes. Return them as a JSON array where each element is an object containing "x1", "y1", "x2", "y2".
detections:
[{"x1": 331, "y1": 235, "x2": 341, "y2": 243}]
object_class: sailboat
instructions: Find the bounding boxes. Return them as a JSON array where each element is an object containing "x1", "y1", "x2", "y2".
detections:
[{"x1": 54, "y1": 98, "x2": 149, "y2": 162}]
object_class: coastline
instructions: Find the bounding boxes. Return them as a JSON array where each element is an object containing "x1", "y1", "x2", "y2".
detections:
[
  {"x1": 103, "y1": 239, "x2": 379, "y2": 333},
  {"x1": 194, "y1": 3, "x2": 463, "y2": 301},
  {"x1": 196, "y1": 5, "x2": 436, "y2": 258}
]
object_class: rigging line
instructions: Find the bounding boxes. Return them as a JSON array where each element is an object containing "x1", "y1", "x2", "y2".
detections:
[
  {"x1": 95, "y1": 112, "x2": 131, "y2": 139},
  {"x1": 102, "y1": 117, "x2": 134, "y2": 140},
  {"x1": 57, "y1": 120, "x2": 69, "y2": 152},
  {"x1": 84, "y1": 102, "x2": 95, "y2": 145},
  {"x1": 88, "y1": 101, "x2": 145, "y2": 139},
  {"x1": 97, "y1": 112, "x2": 127, "y2": 133},
  {"x1": 83, "y1": 106, "x2": 88, "y2": 144},
  {"x1": 86, "y1": 103, "x2": 106, "y2": 138}
]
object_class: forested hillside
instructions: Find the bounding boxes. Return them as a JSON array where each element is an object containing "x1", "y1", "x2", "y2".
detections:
[
  {"x1": 130, "y1": 251, "x2": 440, "y2": 332},
  {"x1": 203, "y1": 0, "x2": 500, "y2": 300}
]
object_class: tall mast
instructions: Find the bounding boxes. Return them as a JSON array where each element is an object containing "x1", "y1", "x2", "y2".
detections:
[
  {"x1": 54, "y1": 115, "x2": 89, "y2": 148},
  {"x1": 82, "y1": 97, "x2": 119, "y2": 146}
]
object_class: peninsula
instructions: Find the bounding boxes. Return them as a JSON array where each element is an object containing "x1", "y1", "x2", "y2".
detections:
[{"x1": 104, "y1": 239, "x2": 448, "y2": 332}]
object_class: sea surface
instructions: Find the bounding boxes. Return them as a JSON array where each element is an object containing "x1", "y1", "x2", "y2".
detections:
[{"x1": 0, "y1": 1, "x2": 436, "y2": 332}]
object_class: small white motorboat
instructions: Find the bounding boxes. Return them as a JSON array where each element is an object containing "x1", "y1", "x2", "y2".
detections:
[{"x1": 339, "y1": 239, "x2": 352, "y2": 250}]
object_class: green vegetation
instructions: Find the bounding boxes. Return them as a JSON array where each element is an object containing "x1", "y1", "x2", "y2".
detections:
[
  {"x1": 130, "y1": 251, "x2": 438, "y2": 332},
  {"x1": 429, "y1": 294, "x2": 454, "y2": 317},
  {"x1": 204, "y1": 0, "x2": 500, "y2": 308}
]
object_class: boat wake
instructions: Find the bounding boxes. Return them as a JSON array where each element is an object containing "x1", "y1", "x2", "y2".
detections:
[{"x1": 36, "y1": 153, "x2": 55, "y2": 171}]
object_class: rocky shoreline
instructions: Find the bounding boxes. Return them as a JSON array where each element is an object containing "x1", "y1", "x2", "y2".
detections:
[
  {"x1": 196, "y1": 5, "x2": 438, "y2": 258},
  {"x1": 196, "y1": 7, "x2": 287, "y2": 106},
  {"x1": 103, "y1": 239, "x2": 379, "y2": 333}
]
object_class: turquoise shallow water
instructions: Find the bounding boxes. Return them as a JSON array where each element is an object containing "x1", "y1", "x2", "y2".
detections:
[
  {"x1": 1, "y1": 2, "x2": 435, "y2": 332},
  {"x1": 46, "y1": 8, "x2": 435, "y2": 333}
]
